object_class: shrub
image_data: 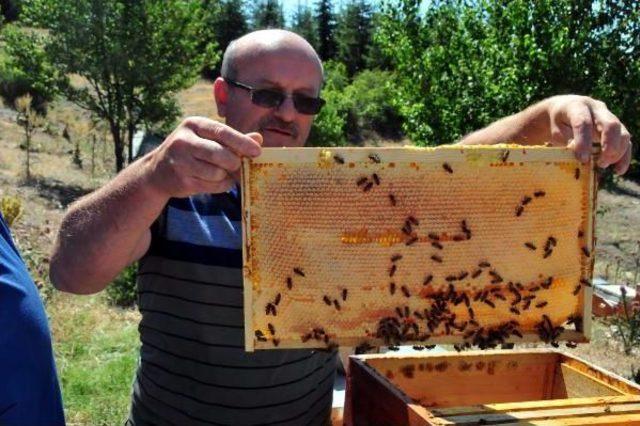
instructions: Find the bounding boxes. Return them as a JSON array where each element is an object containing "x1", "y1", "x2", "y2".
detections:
[
  {"x1": 307, "y1": 61, "x2": 350, "y2": 147},
  {"x1": 105, "y1": 263, "x2": 138, "y2": 308},
  {"x1": 604, "y1": 286, "x2": 640, "y2": 356},
  {"x1": 0, "y1": 195, "x2": 24, "y2": 226}
]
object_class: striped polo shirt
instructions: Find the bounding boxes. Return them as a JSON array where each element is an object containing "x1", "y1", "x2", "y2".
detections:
[{"x1": 128, "y1": 187, "x2": 336, "y2": 425}]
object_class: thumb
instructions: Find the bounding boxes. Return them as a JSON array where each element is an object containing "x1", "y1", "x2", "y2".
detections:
[{"x1": 247, "y1": 132, "x2": 263, "y2": 146}]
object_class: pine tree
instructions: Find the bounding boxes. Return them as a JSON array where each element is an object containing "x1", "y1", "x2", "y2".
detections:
[
  {"x1": 291, "y1": 3, "x2": 318, "y2": 50},
  {"x1": 315, "y1": 0, "x2": 336, "y2": 60},
  {"x1": 252, "y1": 0, "x2": 285, "y2": 29},
  {"x1": 335, "y1": 0, "x2": 373, "y2": 76}
]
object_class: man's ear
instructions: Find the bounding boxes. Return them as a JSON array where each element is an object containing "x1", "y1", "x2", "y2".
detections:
[{"x1": 214, "y1": 77, "x2": 228, "y2": 118}]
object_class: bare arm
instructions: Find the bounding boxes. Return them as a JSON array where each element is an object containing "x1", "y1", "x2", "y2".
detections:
[
  {"x1": 457, "y1": 95, "x2": 632, "y2": 175},
  {"x1": 50, "y1": 117, "x2": 262, "y2": 294}
]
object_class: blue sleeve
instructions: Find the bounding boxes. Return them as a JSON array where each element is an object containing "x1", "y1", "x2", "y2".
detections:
[{"x1": 0, "y1": 213, "x2": 65, "y2": 425}]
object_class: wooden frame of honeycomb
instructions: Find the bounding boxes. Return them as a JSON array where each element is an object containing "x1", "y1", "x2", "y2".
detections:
[{"x1": 241, "y1": 145, "x2": 598, "y2": 352}]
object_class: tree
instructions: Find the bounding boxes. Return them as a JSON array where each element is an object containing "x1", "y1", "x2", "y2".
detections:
[
  {"x1": 22, "y1": 0, "x2": 218, "y2": 172},
  {"x1": 335, "y1": 0, "x2": 373, "y2": 76},
  {"x1": 290, "y1": 3, "x2": 318, "y2": 50},
  {"x1": 252, "y1": 0, "x2": 285, "y2": 29},
  {"x1": 0, "y1": 24, "x2": 65, "y2": 114},
  {"x1": 15, "y1": 93, "x2": 43, "y2": 181},
  {"x1": 315, "y1": 0, "x2": 336, "y2": 60},
  {"x1": 201, "y1": 0, "x2": 248, "y2": 78}
]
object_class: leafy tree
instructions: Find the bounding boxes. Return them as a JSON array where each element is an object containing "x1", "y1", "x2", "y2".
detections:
[
  {"x1": 252, "y1": 0, "x2": 285, "y2": 29},
  {"x1": 21, "y1": 0, "x2": 218, "y2": 171},
  {"x1": 315, "y1": 0, "x2": 336, "y2": 60},
  {"x1": 290, "y1": 3, "x2": 318, "y2": 50},
  {"x1": 335, "y1": 0, "x2": 373, "y2": 76},
  {"x1": 0, "y1": 24, "x2": 65, "y2": 114},
  {"x1": 15, "y1": 93, "x2": 43, "y2": 181},
  {"x1": 376, "y1": 0, "x2": 640, "y2": 181}
]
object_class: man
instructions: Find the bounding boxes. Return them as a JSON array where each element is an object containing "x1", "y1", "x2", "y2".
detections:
[
  {"x1": 50, "y1": 29, "x2": 632, "y2": 425},
  {"x1": 1, "y1": 211, "x2": 65, "y2": 425}
]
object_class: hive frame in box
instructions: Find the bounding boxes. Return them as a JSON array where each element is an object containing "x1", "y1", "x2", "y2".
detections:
[
  {"x1": 344, "y1": 349, "x2": 640, "y2": 425},
  {"x1": 241, "y1": 145, "x2": 599, "y2": 352}
]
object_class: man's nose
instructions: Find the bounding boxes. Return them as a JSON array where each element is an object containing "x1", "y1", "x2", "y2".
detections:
[{"x1": 273, "y1": 96, "x2": 296, "y2": 122}]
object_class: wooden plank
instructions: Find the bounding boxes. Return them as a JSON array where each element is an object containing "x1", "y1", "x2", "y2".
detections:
[
  {"x1": 502, "y1": 414, "x2": 640, "y2": 425},
  {"x1": 556, "y1": 363, "x2": 624, "y2": 398},
  {"x1": 559, "y1": 352, "x2": 640, "y2": 395},
  {"x1": 241, "y1": 156, "x2": 255, "y2": 352},
  {"x1": 431, "y1": 395, "x2": 640, "y2": 417},
  {"x1": 440, "y1": 402, "x2": 640, "y2": 425}
]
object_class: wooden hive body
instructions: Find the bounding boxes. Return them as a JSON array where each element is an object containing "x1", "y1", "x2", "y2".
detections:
[{"x1": 345, "y1": 349, "x2": 640, "y2": 425}]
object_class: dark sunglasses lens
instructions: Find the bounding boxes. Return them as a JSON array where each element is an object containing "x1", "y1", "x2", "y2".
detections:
[
  {"x1": 252, "y1": 89, "x2": 285, "y2": 108},
  {"x1": 293, "y1": 95, "x2": 325, "y2": 115}
]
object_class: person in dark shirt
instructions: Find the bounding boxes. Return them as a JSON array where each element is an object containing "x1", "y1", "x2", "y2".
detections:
[{"x1": 0, "y1": 212, "x2": 65, "y2": 425}]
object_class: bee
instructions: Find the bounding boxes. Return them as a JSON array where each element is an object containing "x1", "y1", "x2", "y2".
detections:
[
  {"x1": 489, "y1": 270, "x2": 503, "y2": 283},
  {"x1": 523, "y1": 299, "x2": 532, "y2": 310},
  {"x1": 356, "y1": 176, "x2": 368, "y2": 186},
  {"x1": 389, "y1": 264, "x2": 397, "y2": 277},
  {"x1": 536, "y1": 301, "x2": 548, "y2": 308},
  {"x1": 413, "y1": 346, "x2": 425, "y2": 351},
  {"x1": 293, "y1": 268, "x2": 305, "y2": 277},
  {"x1": 390, "y1": 282, "x2": 396, "y2": 295},
  {"x1": 516, "y1": 205, "x2": 524, "y2": 217},
  {"x1": 286, "y1": 277, "x2": 293, "y2": 290},
  {"x1": 548, "y1": 236, "x2": 557, "y2": 246},
  {"x1": 406, "y1": 236, "x2": 419, "y2": 246},
  {"x1": 427, "y1": 233, "x2": 439, "y2": 242},
  {"x1": 405, "y1": 306, "x2": 411, "y2": 317},
  {"x1": 389, "y1": 194, "x2": 397, "y2": 206},
  {"x1": 372, "y1": 173, "x2": 380, "y2": 185},
  {"x1": 431, "y1": 241, "x2": 443, "y2": 250},
  {"x1": 363, "y1": 182, "x2": 374, "y2": 192},
  {"x1": 578, "y1": 230, "x2": 584, "y2": 238},
  {"x1": 575, "y1": 167, "x2": 580, "y2": 180},
  {"x1": 458, "y1": 271, "x2": 469, "y2": 280},
  {"x1": 484, "y1": 299, "x2": 496, "y2": 308},
  {"x1": 266, "y1": 303, "x2": 277, "y2": 316},
  {"x1": 441, "y1": 162, "x2": 453, "y2": 174},
  {"x1": 541, "y1": 277, "x2": 553, "y2": 289},
  {"x1": 431, "y1": 254, "x2": 443, "y2": 263},
  {"x1": 446, "y1": 275, "x2": 457, "y2": 282},
  {"x1": 478, "y1": 261, "x2": 491, "y2": 268},
  {"x1": 529, "y1": 286, "x2": 541, "y2": 292},
  {"x1": 268, "y1": 323, "x2": 275, "y2": 335},
  {"x1": 401, "y1": 224, "x2": 412, "y2": 236},
  {"x1": 301, "y1": 333, "x2": 312, "y2": 343},
  {"x1": 274, "y1": 293, "x2": 281, "y2": 306},
  {"x1": 452, "y1": 235, "x2": 465, "y2": 241},
  {"x1": 423, "y1": 274, "x2": 433, "y2": 285},
  {"x1": 494, "y1": 293, "x2": 506, "y2": 301},
  {"x1": 408, "y1": 216, "x2": 419, "y2": 226},
  {"x1": 534, "y1": 190, "x2": 546, "y2": 197},
  {"x1": 414, "y1": 311, "x2": 424, "y2": 320},
  {"x1": 401, "y1": 285, "x2": 411, "y2": 297},
  {"x1": 510, "y1": 307, "x2": 521, "y2": 315},
  {"x1": 471, "y1": 269, "x2": 482, "y2": 279},
  {"x1": 500, "y1": 150, "x2": 510, "y2": 163},
  {"x1": 572, "y1": 284, "x2": 581, "y2": 295},
  {"x1": 273, "y1": 338, "x2": 280, "y2": 347},
  {"x1": 368, "y1": 153, "x2": 381, "y2": 163},
  {"x1": 469, "y1": 319, "x2": 479, "y2": 327},
  {"x1": 543, "y1": 249, "x2": 552, "y2": 259},
  {"x1": 582, "y1": 246, "x2": 591, "y2": 257},
  {"x1": 391, "y1": 254, "x2": 403, "y2": 262},
  {"x1": 512, "y1": 329, "x2": 523, "y2": 339},
  {"x1": 333, "y1": 299, "x2": 341, "y2": 310},
  {"x1": 323, "y1": 295, "x2": 332, "y2": 305},
  {"x1": 342, "y1": 288, "x2": 348, "y2": 301},
  {"x1": 525, "y1": 242, "x2": 537, "y2": 250},
  {"x1": 566, "y1": 341, "x2": 578, "y2": 349},
  {"x1": 333, "y1": 154, "x2": 345, "y2": 164},
  {"x1": 521, "y1": 195, "x2": 532, "y2": 205}
]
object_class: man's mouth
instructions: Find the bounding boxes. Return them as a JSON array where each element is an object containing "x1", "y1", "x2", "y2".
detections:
[{"x1": 264, "y1": 127, "x2": 293, "y2": 137}]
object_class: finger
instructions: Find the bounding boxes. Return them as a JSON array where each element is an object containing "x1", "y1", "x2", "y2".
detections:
[
  {"x1": 247, "y1": 132, "x2": 264, "y2": 146},
  {"x1": 191, "y1": 174, "x2": 236, "y2": 195},
  {"x1": 182, "y1": 116, "x2": 262, "y2": 158},
  {"x1": 592, "y1": 105, "x2": 622, "y2": 168},
  {"x1": 563, "y1": 102, "x2": 594, "y2": 163},
  {"x1": 613, "y1": 139, "x2": 632, "y2": 176},
  {"x1": 188, "y1": 158, "x2": 232, "y2": 183},
  {"x1": 188, "y1": 133, "x2": 242, "y2": 173}
]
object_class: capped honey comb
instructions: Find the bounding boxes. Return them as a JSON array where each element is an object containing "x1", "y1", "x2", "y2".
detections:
[{"x1": 241, "y1": 145, "x2": 597, "y2": 351}]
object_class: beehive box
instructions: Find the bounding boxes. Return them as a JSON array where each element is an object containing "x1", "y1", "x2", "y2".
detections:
[
  {"x1": 241, "y1": 145, "x2": 598, "y2": 351},
  {"x1": 344, "y1": 349, "x2": 640, "y2": 425}
]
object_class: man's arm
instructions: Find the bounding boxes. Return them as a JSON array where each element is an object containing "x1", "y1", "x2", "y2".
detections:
[
  {"x1": 50, "y1": 117, "x2": 262, "y2": 294},
  {"x1": 457, "y1": 95, "x2": 633, "y2": 175}
]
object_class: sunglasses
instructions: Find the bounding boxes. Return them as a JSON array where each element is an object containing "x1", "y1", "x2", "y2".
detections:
[{"x1": 224, "y1": 78, "x2": 326, "y2": 115}]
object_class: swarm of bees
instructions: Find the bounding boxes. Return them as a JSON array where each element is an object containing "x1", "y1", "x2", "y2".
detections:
[{"x1": 254, "y1": 149, "x2": 591, "y2": 352}]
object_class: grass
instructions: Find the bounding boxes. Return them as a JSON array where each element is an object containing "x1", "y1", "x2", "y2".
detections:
[{"x1": 48, "y1": 293, "x2": 140, "y2": 425}]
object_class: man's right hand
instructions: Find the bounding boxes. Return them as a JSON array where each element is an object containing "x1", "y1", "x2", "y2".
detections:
[{"x1": 145, "y1": 116, "x2": 263, "y2": 199}]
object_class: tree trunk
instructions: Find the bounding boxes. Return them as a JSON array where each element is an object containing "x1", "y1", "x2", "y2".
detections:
[{"x1": 110, "y1": 122, "x2": 125, "y2": 172}]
